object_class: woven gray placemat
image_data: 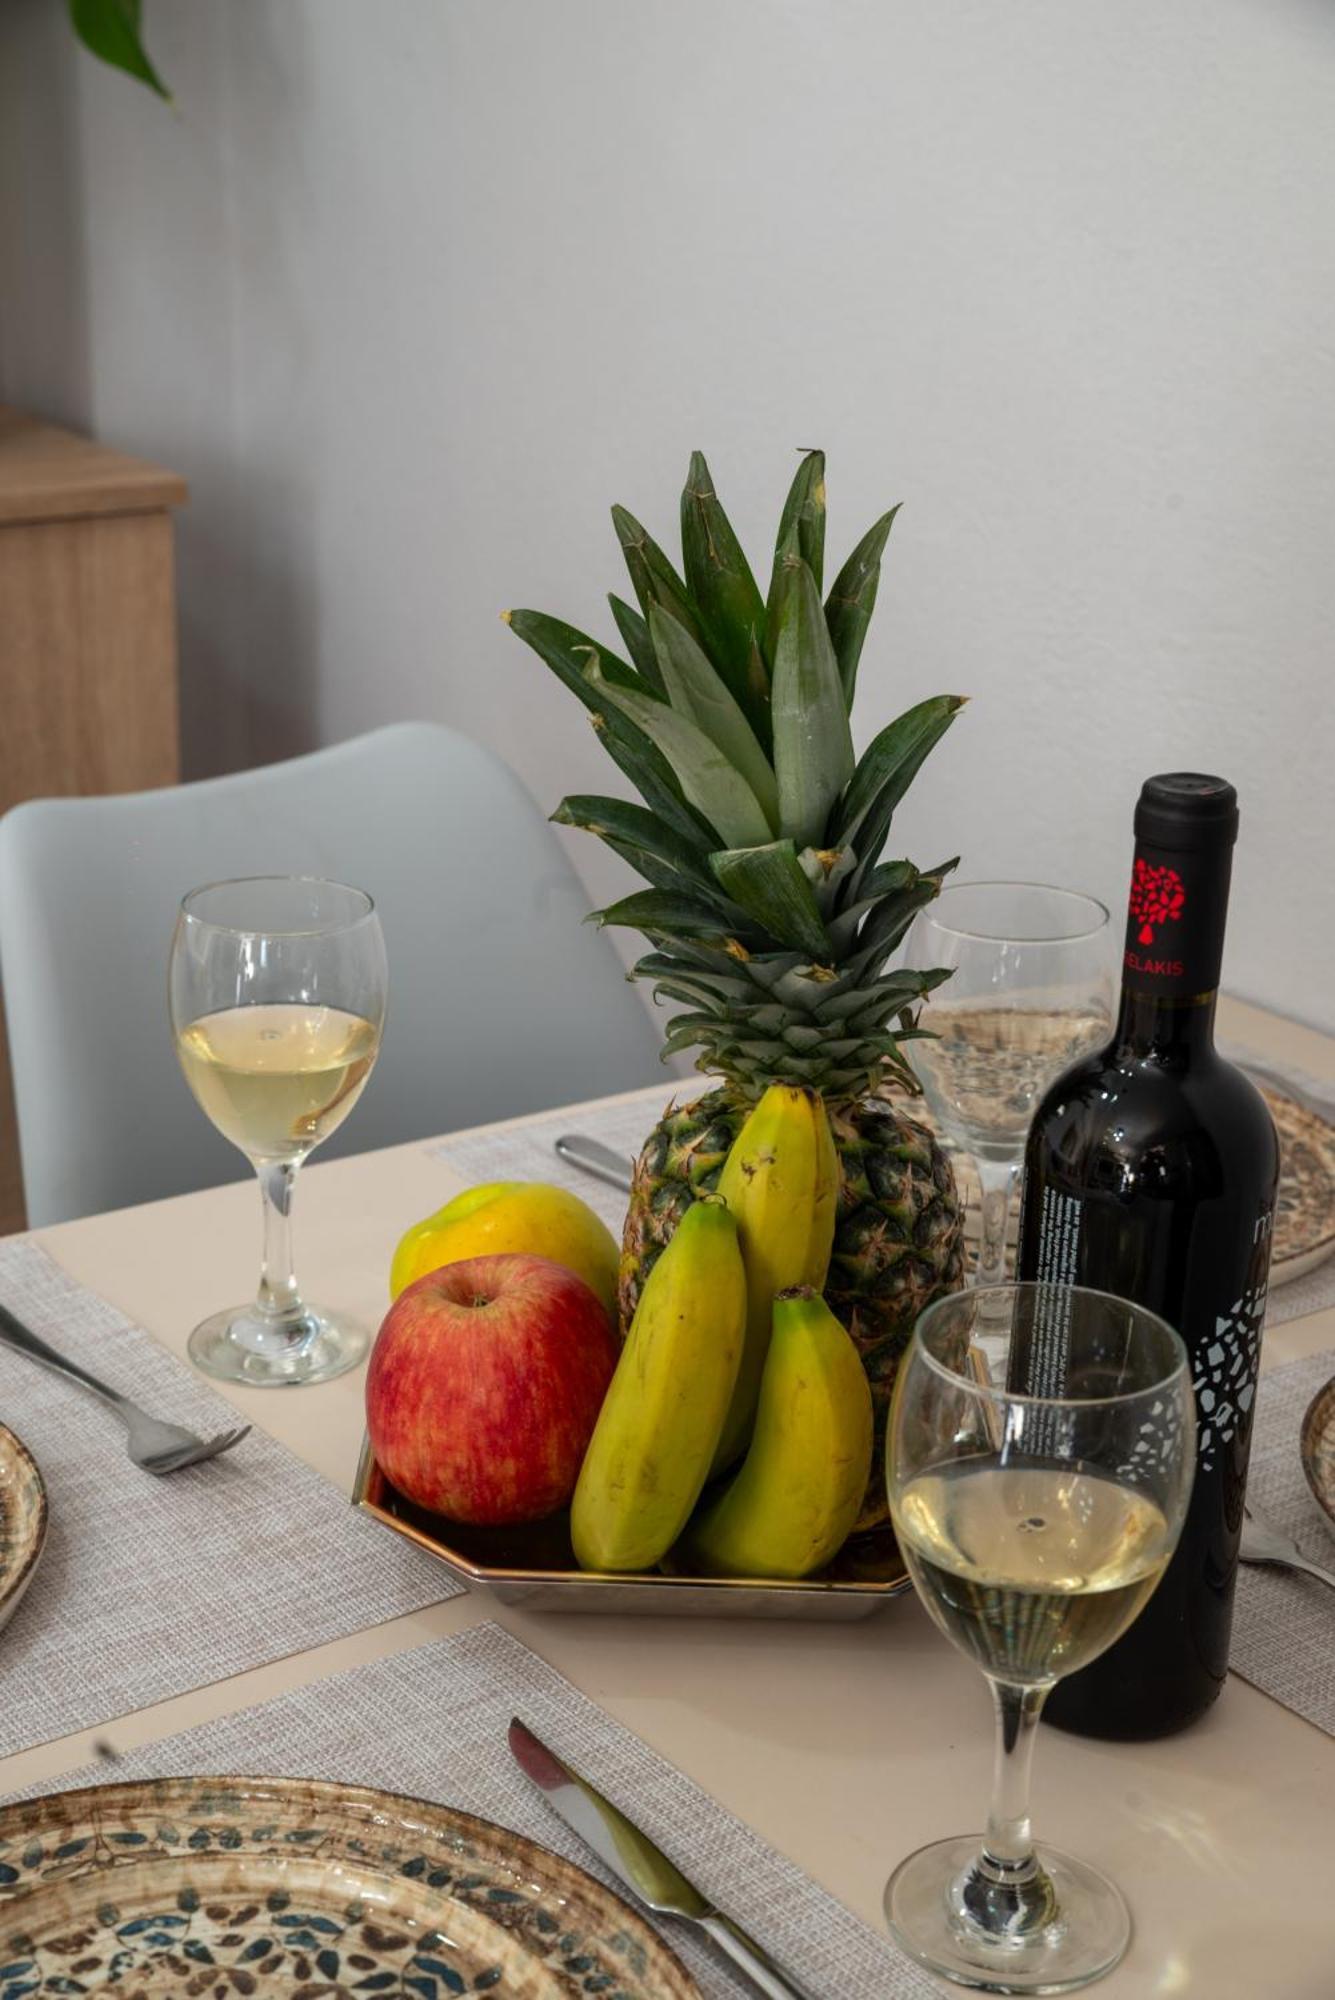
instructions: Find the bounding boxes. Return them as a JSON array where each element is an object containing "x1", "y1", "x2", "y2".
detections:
[
  {"x1": 1231, "y1": 1346, "x2": 1335, "y2": 1733},
  {"x1": 0, "y1": 1240, "x2": 459, "y2": 1759},
  {"x1": 13, "y1": 1619, "x2": 935, "y2": 1999}
]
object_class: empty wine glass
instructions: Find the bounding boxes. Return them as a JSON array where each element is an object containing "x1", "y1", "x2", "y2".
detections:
[
  {"x1": 170, "y1": 876, "x2": 388, "y2": 1387},
  {"x1": 886, "y1": 1283, "x2": 1194, "y2": 1992},
  {"x1": 905, "y1": 884, "x2": 1114, "y2": 1288}
]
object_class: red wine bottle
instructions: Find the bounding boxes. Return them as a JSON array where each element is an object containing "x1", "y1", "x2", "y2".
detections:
[{"x1": 1016, "y1": 774, "x2": 1278, "y2": 1738}]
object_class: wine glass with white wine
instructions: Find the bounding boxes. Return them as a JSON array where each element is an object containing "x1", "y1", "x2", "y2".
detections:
[
  {"x1": 170, "y1": 876, "x2": 388, "y2": 1387},
  {"x1": 904, "y1": 883, "x2": 1114, "y2": 1288},
  {"x1": 886, "y1": 1283, "x2": 1194, "y2": 1992}
]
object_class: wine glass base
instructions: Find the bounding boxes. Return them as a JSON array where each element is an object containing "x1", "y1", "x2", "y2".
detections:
[
  {"x1": 885, "y1": 1836, "x2": 1130, "y2": 1994},
  {"x1": 188, "y1": 1306, "x2": 370, "y2": 1388}
]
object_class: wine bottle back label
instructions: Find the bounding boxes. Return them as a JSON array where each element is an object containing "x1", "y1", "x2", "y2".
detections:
[
  {"x1": 1122, "y1": 840, "x2": 1232, "y2": 999},
  {"x1": 1022, "y1": 1187, "x2": 1081, "y2": 1398}
]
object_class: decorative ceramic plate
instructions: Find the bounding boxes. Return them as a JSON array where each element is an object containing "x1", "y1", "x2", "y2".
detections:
[
  {"x1": 354, "y1": 1441, "x2": 911, "y2": 1621},
  {"x1": 1300, "y1": 1377, "x2": 1335, "y2": 1531},
  {"x1": 0, "y1": 1423, "x2": 46, "y2": 1634},
  {"x1": 0, "y1": 1775, "x2": 700, "y2": 1998},
  {"x1": 1249, "y1": 1075, "x2": 1335, "y2": 1285}
]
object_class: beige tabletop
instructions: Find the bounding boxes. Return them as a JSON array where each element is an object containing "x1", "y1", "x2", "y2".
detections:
[{"x1": 2, "y1": 991, "x2": 1332, "y2": 1998}]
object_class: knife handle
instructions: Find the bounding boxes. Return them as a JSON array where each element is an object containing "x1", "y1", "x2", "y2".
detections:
[
  {"x1": 554, "y1": 1135, "x2": 635, "y2": 1194},
  {"x1": 699, "y1": 1912, "x2": 823, "y2": 2000}
]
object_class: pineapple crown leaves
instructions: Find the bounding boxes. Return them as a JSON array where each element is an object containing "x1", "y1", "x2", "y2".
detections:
[{"x1": 505, "y1": 450, "x2": 966, "y2": 1101}]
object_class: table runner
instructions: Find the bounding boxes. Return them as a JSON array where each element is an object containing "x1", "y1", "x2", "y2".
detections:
[
  {"x1": 1231, "y1": 1345, "x2": 1335, "y2": 1734},
  {"x1": 440, "y1": 1050, "x2": 1335, "y2": 1328},
  {"x1": 13, "y1": 1619, "x2": 937, "y2": 1999},
  {"x1": 0, "y1": 1240, "x2": 459, "y2": 1760}
]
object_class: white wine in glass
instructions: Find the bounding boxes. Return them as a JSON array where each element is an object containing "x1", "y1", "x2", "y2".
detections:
[
  {"x1": 905, "y1": 884, "x2": 1115, "y2": 1286},
  {"x1": 885, "y1": 1283, "x2": 1194, "y2": 1993},
  {"x1": 170, "y1": 877, "x2": 388, "y2": 1388}
]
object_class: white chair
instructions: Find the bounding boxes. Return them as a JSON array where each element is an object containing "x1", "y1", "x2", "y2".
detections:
[{"x1": 0, "y1": 722, "x2": 661, "y2": 1226}]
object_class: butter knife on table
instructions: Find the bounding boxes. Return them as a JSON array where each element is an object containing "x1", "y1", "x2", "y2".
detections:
[{"x1": 508, "y1": 1718, "x2": 821, "y2": 2000}]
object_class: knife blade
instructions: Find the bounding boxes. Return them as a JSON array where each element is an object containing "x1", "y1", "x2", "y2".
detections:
[{"x1": 508, "y1": 1717, "x2": 822, "y2": 2000}]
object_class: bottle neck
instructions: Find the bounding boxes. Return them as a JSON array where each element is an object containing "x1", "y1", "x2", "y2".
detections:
[
  {"x1": 1113, "y1": 984, "x2": 1218, "y2": 1060},
  {"x1": 1114, "y1": 832, "x2": 1233, "y2": 1059}
]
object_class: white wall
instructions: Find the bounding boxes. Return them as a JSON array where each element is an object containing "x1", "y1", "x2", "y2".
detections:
[{"x1": 3, "y1": 0, "x2": 1334, "y2": 1028}]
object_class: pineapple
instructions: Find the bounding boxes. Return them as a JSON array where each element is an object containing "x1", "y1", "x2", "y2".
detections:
[{"x1": 507, "y1": 451, "x2": 966, "y2": 1527}]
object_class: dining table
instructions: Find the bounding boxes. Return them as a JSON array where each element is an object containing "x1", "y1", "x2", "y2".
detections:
[{"x1": 1, "y1": 989, "x2": 1331, "y2": 1999}]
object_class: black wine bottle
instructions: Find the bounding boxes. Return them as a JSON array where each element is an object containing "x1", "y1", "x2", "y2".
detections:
[{"x1": 1015, "y1": 773, "x2": 1279, "y2": 1739}]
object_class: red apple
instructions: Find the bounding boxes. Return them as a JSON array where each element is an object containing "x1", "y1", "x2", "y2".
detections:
[{"x1": 365, "y1": 1251, "x2": 618, "y2": 1526}]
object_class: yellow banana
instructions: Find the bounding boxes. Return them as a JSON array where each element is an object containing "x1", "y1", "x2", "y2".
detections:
[
  {"x1": 571, "y1": 1199, "x2": 745, "y2": 1573},
  {"x1": 711, "y1": 1084, "x2": 838, "y2": 1473},
  {"x1": 683, "y1": 1287, "x2": 874, "y2": 1580}
]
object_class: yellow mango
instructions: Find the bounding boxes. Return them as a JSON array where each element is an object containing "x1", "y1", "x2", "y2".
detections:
[{"x1": 391, "y1": 1180, "x2": 620, "y2": 1318}]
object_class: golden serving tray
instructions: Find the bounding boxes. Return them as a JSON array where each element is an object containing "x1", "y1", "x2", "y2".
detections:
[
  {"x1": 0, "y1": 1774, "x2": 699, "y2": 1997},
  {"x1": 353, "y1": 1437, "x2": 912, "y2": 1619}
]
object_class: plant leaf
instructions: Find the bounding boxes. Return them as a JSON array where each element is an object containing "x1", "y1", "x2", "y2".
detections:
[
  {"x1": 770, "y1": 553, "x2": 855, "y2": 851},
  {"x1": 834, "y1": 695, "x2": 966, "y2": 857},
  {"x1": 612, "y1": 505, "x2": 704, "y2": 647},
  {"x1": 679, "y1": 451, "x2": 768, "y2": 731},
  {"x1": 648, "y1": 602, "x2": 779, "y2": 833},
  {"x1": 708, "y1": 841, "x2": 832, "y2": 960},
  {"x1": 825, "y1": 505, "x2": 899, "y2": 706},
  {"x1": 505, "y1": 609, "x2": 707, "y2": 846},
  {"x1": 773, "y1": 448, "x2": 826, "y2": 596},
  {"x1": 608, "y1": 594, "x2": 665, "y2": 695},
  {"x1": 593, "y1": 890, "x2": 732, "y2": 938},
  {"x1": 69, "y1": 0, "x2": 170, "y2": 99},
  {"x1": 552, "y1": 794, "x2": 711, "y2": 869},
  {"x1": 586, "y1": 660, "x2": 774, "y2": 850}
]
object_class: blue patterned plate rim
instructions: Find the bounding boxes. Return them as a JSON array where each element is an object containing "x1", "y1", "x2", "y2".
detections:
[{"x1": 0, "y1": 1771, "x2": 702, "y2": 1999}]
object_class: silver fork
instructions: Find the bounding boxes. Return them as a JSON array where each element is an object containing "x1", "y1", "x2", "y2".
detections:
[
  {"x1": 0, "y1": 1301, "x2": 249, "y2": 1476},
  {"x1": 1240, "y1": 1505, "x2": 1335, "y2": 1592}
]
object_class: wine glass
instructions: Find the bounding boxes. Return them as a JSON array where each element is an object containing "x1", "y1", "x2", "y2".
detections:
[
  {"x1": 904, "y1": 884, "x2": 1114, "y2": 1288},
  {"x1": 170, "y1": 876, "x2": 388, "y2": 1388},
  {"x1": 885, "y1": 1283, "x2": 1194, "y2": 1992}
]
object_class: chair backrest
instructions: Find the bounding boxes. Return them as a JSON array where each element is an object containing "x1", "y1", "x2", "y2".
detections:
[{"x1": 0, "y1": 722, "x2": 662, "y2": 1226}]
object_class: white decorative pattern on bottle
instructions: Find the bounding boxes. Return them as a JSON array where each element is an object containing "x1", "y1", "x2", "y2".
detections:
[{"x1": 1192, "y1": 1281, "x2": 1266, "y2": 1472}]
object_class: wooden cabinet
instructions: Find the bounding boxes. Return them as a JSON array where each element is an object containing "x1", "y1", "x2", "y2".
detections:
[{"x1": 0, "y1": 407, "x2": 187, "y2": 1232}]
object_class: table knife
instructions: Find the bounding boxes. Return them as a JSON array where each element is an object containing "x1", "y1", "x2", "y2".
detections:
[
  {"x1": 508, "y1": 1718, "x2": 822, "y2": 2000},
  {"x1": 554, "y1": 1134, "x2": 635, "y2": 1194}
]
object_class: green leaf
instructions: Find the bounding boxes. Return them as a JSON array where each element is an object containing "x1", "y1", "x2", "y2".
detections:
[
  {"x1": 608, "y1": 594, "x2": 665, "y2": 695},
  {"x1": 648, "y1": 602, "x2": 779, "y2": 833},
  {"x1": 707, "y1": 840, "x2": 832, "y2": 960},
  {"x1": 69, "y1": 0, "x2": 170, "y2": 99},
  {"x1": 593, "y1": 891, "x2": 732, "y2": 938},
  {"x1": 586, "y1": 660, "x2": 774, "y2": 850},
  {"x1": 611, "y1": 506, "x2": 705, "y2": 646},
  {"x1": 770, "y1": 554, "x2": 856, "y2": 851},
  {"x1": 505, "y1": 610, "x2": 708, "y2": 846},
  {"x1": 834, "y1": 695, "x2": 966, "y2": 857},
  {"x1": 553, "y1": 794, "x2": 711, "y2": 869},
  {"x1": 825, "y1": 506, "x2": 900, "y2": 706},
  {"x1": 679, "y1": 451, "x2": 768, "y2": 732},
  {"x1": 774, "y1": 449, "x2": 827, "y2": 595}
]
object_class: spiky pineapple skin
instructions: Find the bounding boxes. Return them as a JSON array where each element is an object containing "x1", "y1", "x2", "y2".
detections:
[{"x1": 618, "y1": 1087, "x2": 965, "y2": 1530}]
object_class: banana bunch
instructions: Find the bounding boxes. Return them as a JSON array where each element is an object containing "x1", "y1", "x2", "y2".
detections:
[
  {"x1": 570, "y1": 1083, "x2": 873, "y2": 1581},
  {"x1": 712, "y1": 1084, "x2": 839, "y2": 1473}
]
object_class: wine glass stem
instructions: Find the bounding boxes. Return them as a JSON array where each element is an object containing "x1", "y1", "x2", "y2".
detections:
[
  {"x1": 947, "y1": 1677, "x2": 1058, "y2": 1946},
  {"x1": 974, "y1": 1158, "x2": 1018, "y2": 1288},
  {"x1": 256, "y1": 1160, "x2": 306, "y2": 1327},
  {"x1": 983, "y1": 1676, "x2": 1045, "y2": 1874}
]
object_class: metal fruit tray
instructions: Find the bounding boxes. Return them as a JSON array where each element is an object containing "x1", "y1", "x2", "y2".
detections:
[{"x1": 352, "y1": 1438, "x2": 912, "y2": 1620}]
